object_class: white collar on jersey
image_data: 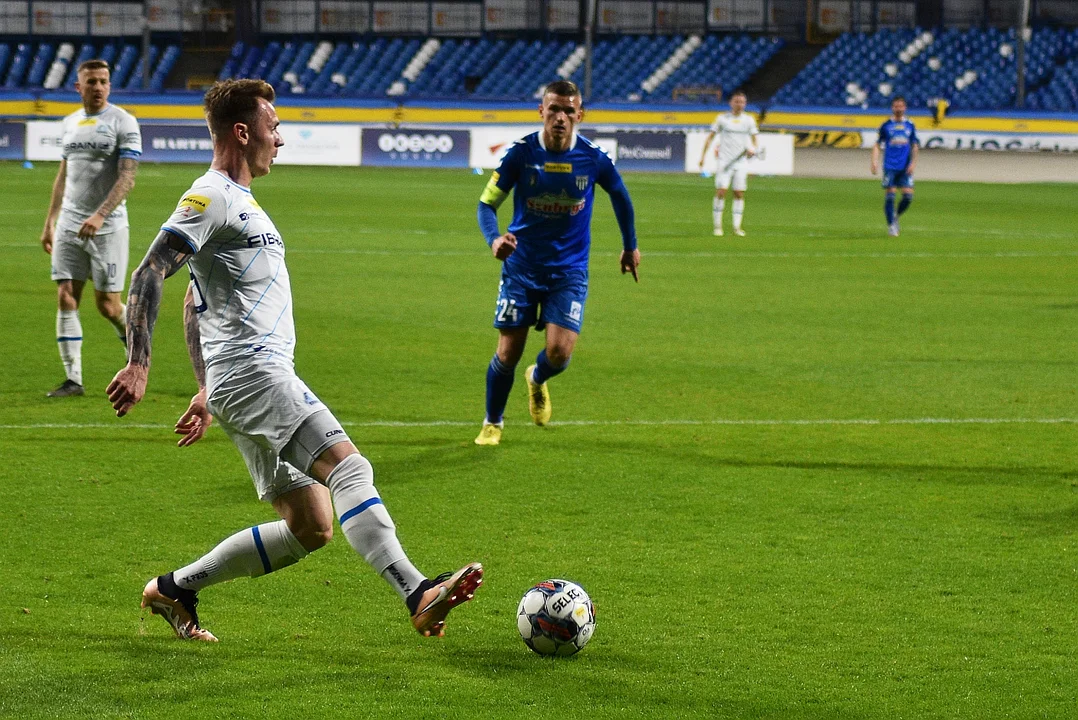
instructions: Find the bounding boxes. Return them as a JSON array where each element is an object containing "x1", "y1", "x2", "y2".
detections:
[
  {"x1": 538, "y1": 130, "x2": 578, "y2": 153},
  {"x1": 81, "y1": 103, "x2": 111, "y2": 118}
]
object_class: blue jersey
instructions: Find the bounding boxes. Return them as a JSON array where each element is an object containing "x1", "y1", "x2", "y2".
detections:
[
  {"x1": 481, "y1": 132, "x2": 622, "y2": 272},
  {"x1": 877, "y1": 118, "x2": 919, "y2": 171}
]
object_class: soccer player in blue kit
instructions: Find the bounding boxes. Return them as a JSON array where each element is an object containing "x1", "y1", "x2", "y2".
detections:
[
  {"x1": 474, "y1": 80, "x2": 640, "y2": 446},
  {"x1": 871, "y1": 96, "x2": 919, "y2": 237}
]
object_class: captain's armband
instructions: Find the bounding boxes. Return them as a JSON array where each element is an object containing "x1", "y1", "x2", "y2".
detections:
[{"x1": 480, "y1": 171, "x2": 509, "y2": 209}]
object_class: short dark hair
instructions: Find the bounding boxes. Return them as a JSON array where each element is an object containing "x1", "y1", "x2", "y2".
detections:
[
  {"x1": 892, "y1": 95, "x2": 907, "y2": 104},
  {"x1": 77, "y1": 59, "x2": 109, "y2": 74},
  {"x1": 203, "y1": 79, "x2": 276, "y2": 137},
  {"x1": 543, "y1": 80, "x2": 581, "y2": 99},
  {"x1": 730, "y1": 90, "x2": 747, "y2": 100}
]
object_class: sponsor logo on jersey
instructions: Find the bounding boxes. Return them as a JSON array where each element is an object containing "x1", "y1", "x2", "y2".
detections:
[
  {"x1": 544, "y1": 162, "x2": 572, "y2": 173},
  {"x1": 526, "y1": 190, "x2": 586, "y2": 217},
  {"x1": 64, "y1": 141, "x2": 112, "y2": 152},
  {"x1": 179, "y1": 194, "x2": 211, "y2": 213},
  {"x1": 246, "y1": 231, "x2": 283, "y2": 248},
  {"x1": 78, "y1": 118, "x2": 97, "y2": 126}
]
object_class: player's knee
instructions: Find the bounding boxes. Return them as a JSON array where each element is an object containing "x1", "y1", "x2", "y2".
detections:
[
  {"x1": 56, "y1": 283, "x2": 78, "y2": 310},
  {"x1": 291, "y1": 518, "x2": 334, "y2": 552},
  {"x1": 547, "y1": 347, "x2": 572, "y2": 367},
  {"x1": 95, "y1": 294, "x2": 121, "y2": 319}
]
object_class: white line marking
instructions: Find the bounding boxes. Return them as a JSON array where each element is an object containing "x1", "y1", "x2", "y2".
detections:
[{"x1": 1, "y1": 417, "x2": 1074, "y2": 431}]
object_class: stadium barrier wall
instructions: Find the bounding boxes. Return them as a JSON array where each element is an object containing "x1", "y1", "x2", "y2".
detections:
[{"x1": 2, "y1": 92, "x2": 1078, "y2": 143}]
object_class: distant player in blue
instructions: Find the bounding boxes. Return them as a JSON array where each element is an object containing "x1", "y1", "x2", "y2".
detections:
[
  {"x1": 474, "y1": 80, "x2": 640, "y2": 446},
  {"x1": 871, "y1": 96, "x2": 919, "y2": 237}
]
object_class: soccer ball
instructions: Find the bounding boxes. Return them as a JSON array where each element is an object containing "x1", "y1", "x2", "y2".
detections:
[{"x1": 517, "y1": 579, "x2": 596, "y2": 656}]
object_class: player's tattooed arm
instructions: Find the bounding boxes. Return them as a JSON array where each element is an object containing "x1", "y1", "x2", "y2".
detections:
[
  {"x1": 182, "y1": 283, "x2": 206, "y2": 389},
  {"x1": 80, "y1": 157, "x2": 138, "y2": 238},
  {"x1": 107, "y1": 231, "x2": 193, "y2": 417},
  {"x1": 174, "y1": 282, "x2": 212, "y2": 447}
]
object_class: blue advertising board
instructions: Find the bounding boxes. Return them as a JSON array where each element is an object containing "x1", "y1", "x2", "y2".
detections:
[
  {"x1": 361, "y1": 128, "x2": 470, "y2": 167},
  {"x1": 141, "y1": 123, "x2": 213, "y2": 163},
  {"x1": 0, "y1": 121, "x2": 25, "y2": 160},
  {"x1": 613, "y1": 130, "x2": 686, "y2": 172}
]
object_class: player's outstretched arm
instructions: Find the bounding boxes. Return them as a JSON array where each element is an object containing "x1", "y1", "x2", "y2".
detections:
[
  {"x1": 175, "y1": 283, "x2": 212, "y2": 446},
  {"x1": 79, "y1": 157, "x2": 138, "y2": 239},
  {"x1": 107, "y1": 230, "x2": 193, "y2": 417},
  {"x1": 40, "y1": 159, "x2": 66, "y2": 254}
]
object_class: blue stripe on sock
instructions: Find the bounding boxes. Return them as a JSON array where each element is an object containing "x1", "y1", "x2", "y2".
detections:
[
  {"x1": 339, "y1": 497, "x2": 383, "y2": 525},
  {"x1": 251, "y1": 525, "x2": 272, "y2": 574},
  {"x1": 57, "y1": 336, "x2": 82, "y2": 342}
]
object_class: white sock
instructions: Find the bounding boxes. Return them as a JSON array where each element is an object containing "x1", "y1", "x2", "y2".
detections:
[
  {"x1": 328, "y1": 453, "x2": 426, "y2": 601},
  {"x1": 173, "y1": 519, "x2": 309, "y2": 592},
  {"x1": 111, "y1": 303, "x2": 127, "y2": 344},
  {"x1": 712, "y1": 197, "x2": 725, "y2": 229},
  {"x1": 733, "y1": 198, "x2": 745, "y2": 229},
  {"x1": 56, "y1": 310, "x2": 82, "y2": 385}
]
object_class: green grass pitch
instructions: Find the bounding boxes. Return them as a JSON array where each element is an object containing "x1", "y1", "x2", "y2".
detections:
[{"x1": 0, "y1": 160, "x2": 1074, "y2": 718}]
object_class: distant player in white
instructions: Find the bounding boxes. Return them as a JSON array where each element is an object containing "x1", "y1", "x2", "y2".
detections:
[
  {"x1": 107, "y1": 79, "x2": 482, "y2": 642},
  {"x1": 698, "y1": 90, "x2": 758, "y2": 237},
  {"x1": 40, "y1": 59, "x2": 141, "y2": 397}
]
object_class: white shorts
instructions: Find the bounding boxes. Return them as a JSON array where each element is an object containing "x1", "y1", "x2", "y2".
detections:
[
  {"x1": 715, "y1": 166, "x2": 749, "y2": 192},
  {"x1": 50, "y1": 225, "x2": 129, "y2": 294},
  {"x1": 207, "y1": 360, "x2": 330, "y2": 502}
]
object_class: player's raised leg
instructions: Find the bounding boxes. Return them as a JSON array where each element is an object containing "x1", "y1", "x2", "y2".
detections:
[
  {"x1": 49, "y1": 279, "x2": 85, "y2": 397},
  {"x1": 307, "y1": 438, "x2": 482, "y2": 637},
  {"x1": 527, "y1": 323, "x2": 578, "y2": 426},
  {"x1": 897, "y1": 188, "x2": 914, "y2": 224}
]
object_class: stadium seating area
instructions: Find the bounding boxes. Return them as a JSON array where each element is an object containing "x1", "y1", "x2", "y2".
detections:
[
  {"x1": 774, "y1": 26, "x2": 1078, "y2": 111},
  {"x1": 0, "y1": 39, "x2": 180, "y2": 92},
  {"x1": 2, "y1": 28, "x2": 1076, "y2": 111},
  {"x1": 215, "y1": 33, "x2": 780, "y2": 103}
]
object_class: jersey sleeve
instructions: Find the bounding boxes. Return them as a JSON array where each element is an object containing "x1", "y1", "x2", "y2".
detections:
[
  {"x1": 160, "y1": 187, "x2": 226, "y2": 253},
  {"x1": 750, "y1": 116, "x2": 760, "y2": 136},
  {"x1": 709, "y1": 114, "x2": 722, "y2": 133},
  {"x1": 117, "y1": 112, "x2": 142, "y2": 159},
  {"x1": 908, "y1": 122, "x2": 920, "y2": 146},
  {"x1": 877, "y1": 122, "x2": 889, "y2": 147},
  {"x1": 594, "y1": 143, "x2": 621, "y2": 191},
  {"x1": 479, "y1": 141, "x2": 524, "y2": 209}
]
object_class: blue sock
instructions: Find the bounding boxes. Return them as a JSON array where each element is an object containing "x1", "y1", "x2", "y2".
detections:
[
  {"x1": 884, "y1": 194, "x2": 896, "y2": 224},
  {"x1": 485, "y1": 354, "x2": 515, "y2": 424},
  {"x1": 532, "y1": 349, "x2": 569, "y2": 385},
  {"x1": 897, "y1": 194, "x2": 913, "y2": 216}
]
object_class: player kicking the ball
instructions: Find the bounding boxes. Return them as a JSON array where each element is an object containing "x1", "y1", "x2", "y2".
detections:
[
  {"x1": 107, "y1": 79, "x2": 481, "y2": 642},
  {"x1": 698, "y1": 90, "x2": 758, "y2": 237},
  {"x1": 473, "y1": 80, "x2": 640, "y2": 446}
]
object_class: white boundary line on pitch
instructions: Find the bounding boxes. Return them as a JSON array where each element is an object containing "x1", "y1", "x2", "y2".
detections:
[
  {"x1": 2, "y1": 244, "x2": 1076, "y2": 260},
  {"x1": 1, "y1": 417, "x2": 1075, "y2": 431}
]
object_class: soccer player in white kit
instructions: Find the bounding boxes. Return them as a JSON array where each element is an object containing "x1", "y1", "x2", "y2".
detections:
[
  {"x1": 40, "y1": 59, "x2": 141, "y2": 397},
  {"x1": 106, "y1": 79, "x2": 482, "y2": 642},
  {"x1": 698, "y1": 90, "x2": 758, "y2": 237}
]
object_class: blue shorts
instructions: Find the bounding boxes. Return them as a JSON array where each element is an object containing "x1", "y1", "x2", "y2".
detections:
[
  {"x1": 493, "y1": 266, "x2": 588, "y2": 334},
  {"x1": 882, "y1": 169, "x2": 914, "y2": 189}
]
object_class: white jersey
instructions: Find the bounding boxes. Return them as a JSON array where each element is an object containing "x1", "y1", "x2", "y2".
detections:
[
  {"x1": 709, "y1": 112, "x2": 758, "y2": 170},
  {"x1": 161, "y1": 170, "x2": 296, "y2": 381},
  {"x1": 58, "y1": 103, "x2": 142, "y2": 235}
]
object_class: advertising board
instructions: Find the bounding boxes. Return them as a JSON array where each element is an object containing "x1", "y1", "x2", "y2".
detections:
[{"x1": 361, "y1": 128, "x2": 470, "y2": 167}]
